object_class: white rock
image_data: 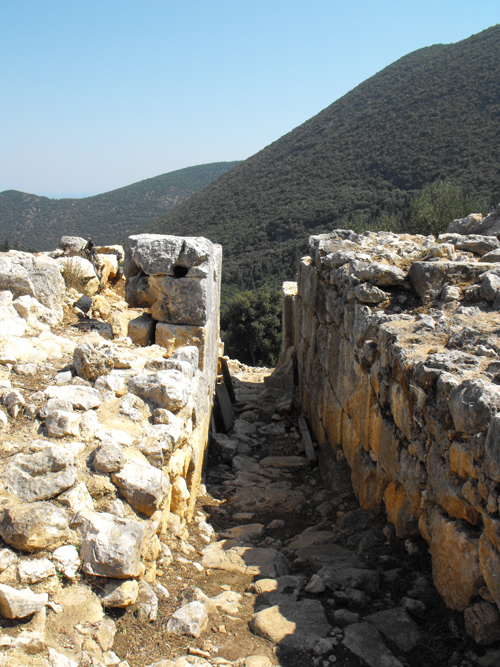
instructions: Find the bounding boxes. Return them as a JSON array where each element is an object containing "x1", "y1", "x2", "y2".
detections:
[
  {"x1": 44, "y1": 384, "x2": 101, "y2": 410},
  {"x1": 18, "y1": 558, "x2": 56, "y2": 584},
  {"x1": 58, "y1": 482, "x2": 95, "y2": 513},
  {"x1": 0, "y1": 548, "x2": 17, "y2": 572},
  {"x1": 48, "y1": 648, "x2": 79, "y2": 667},
  {"x1": 54, "y1": 370, "x2": 73, "y2": 385},
  {"x1": 45, "y1": 409, "x2": 81, "y2": 437},
  {"x1": 0, "y1": 583, "x2": 48, "y2": 618},
  {"x1": 0, "y1": 410, "x2": 7, "y2": 428},
  {"x1": 52, "y1": 545, "x2": 81, "y2": 579},
  {"x1": 79, "y1": 409, "x2": 101, "y2": 438},
  {"x1": 166, "y1": 601, "x2": 209, "y2": 638}
]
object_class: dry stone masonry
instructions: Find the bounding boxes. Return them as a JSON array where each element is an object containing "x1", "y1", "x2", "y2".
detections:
[
  {"x1": 288, "y1": 204, "x2": 500, "y2": 643},
  {"x1": 0, "y1": 233, "x2": 222, "y2": 666}
]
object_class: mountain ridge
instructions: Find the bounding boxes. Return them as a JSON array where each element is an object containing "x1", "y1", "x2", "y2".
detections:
[
  {"x1": 145, "y1": 25, "x2": 500, "y2": 295},
  {"x1": 0, "y1": 161, "x2": 241, "y2": 250}
]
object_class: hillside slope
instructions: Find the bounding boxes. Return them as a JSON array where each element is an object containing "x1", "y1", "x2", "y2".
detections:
[
  {"x1": 146, "y1": 26, "x2": 500, "y2": 293},
  {"x1": 0, "y1": 161, "x2": 240, "y2": 250}
]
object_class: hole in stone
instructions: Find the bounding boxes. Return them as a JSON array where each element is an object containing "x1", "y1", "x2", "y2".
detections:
[{"x1": 173, "y1": 265, "x2": 189, "y2": 278}]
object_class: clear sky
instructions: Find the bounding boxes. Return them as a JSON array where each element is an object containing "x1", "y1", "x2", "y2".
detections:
[{"x1": 1, "y1": 0, "x2": 499, "y2": 199}]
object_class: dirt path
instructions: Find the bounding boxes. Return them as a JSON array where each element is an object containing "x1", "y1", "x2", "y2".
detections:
[{"x1": 112, "y1": 364, "x2": 494, "y2": 667}]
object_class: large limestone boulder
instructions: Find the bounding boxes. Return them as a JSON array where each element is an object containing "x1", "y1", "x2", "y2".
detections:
[
  {"x1": 0, "y1": 251, "x2": 65, "y2": 318},
  {"x1": 111, "y1": 461, "x2": 170, "y2": 516},
  {"x1": 3, "y1": 445, "x2": 77, "y2": 502},
  {"x1": 0, "y1": 502, "x2": 72, "y2": 551},
  {"x1": 58, "y1": 236, "x2": 87, "y2": 254},
  {"x1": 73, "y1": 510, "x2": 145, "y2": 578},
  {"x1": 127, "y1": 369, "x2": 191, "y2": 412},
  {"x1": 0, "y1": 291, "x2": 27, "y2": 337},
  {"x1": 56, "y1": 256, "x2": 99, "y2": 296},
  {"x1": 125, "y1": 234, "x2": 221, "y2": 326},
  {"x1": 0, "y1": 583, "x2": 48, "y2": 619}
]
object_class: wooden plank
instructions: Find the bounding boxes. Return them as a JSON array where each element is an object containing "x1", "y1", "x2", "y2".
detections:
[
  {"x1": 215, "y1": 381, "x2": 236, "y2": 432},
  {"x1": 298, "y1": 415, "x2": 317, "y2": 467},
  {"x1": 220, "y1": 357, "x2": 236, "y2": 403}
]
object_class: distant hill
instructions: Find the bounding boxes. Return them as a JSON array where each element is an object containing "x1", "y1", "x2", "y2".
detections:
[
  {"x1": 0, "y1": 162, "x2": 240, "y2": 251},
  {"x1": 145, "y1": 25, "x2": 500, "y2": 298}
]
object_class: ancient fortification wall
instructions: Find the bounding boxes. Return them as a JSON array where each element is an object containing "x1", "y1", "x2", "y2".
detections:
[
  {"x1": 124, "y1": 234, "x2": 222, "y2": 519},
  {"x1": 286, "y1": 210, "x2": 500, "y2": 636}
]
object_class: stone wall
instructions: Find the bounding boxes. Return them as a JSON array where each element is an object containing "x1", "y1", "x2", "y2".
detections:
[
  {"x1": 289, "y1": 217, "x2": 500, "y2": 639},
  {"x1": 125, "y1": 233, "x2": 222, "y2": 518}
]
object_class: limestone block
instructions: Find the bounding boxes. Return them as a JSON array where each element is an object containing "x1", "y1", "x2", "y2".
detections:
[
  {"x1": 148, "y1": 274, "x2": 209, "y2": 325},
  {"x1": 58, "y1": 482, "x2": 95, "y2": 513},
  {"x1": 480, "y1": 249, "x2": 500, "y2": 263},
  {"x1": 111, "y1": 461, "x2": 170, "y2": 516},
  {"x1": 353, "y1": 283, "x2": 389, "y2": 304},
  {"x1": 73, "y1": 342, "x2": 114, "y2": 382},
  {"x1": 127, "y1": 234, "x2": 213, "y2": 276},
  {"x1": 96, "y1": 253, "x2": 118, "y2": 283},
  {"x1": 427, "y1": 507, "x2": 483, "y2": 611},
  {"x1": 127, "y1": 369, "x2": 191, "y2": 412},
  {"x1": 45, "y1": 384, "x2": 101, "y2": 410},
  {"x1": 45, "y1": 409, "x2": 81, "y2": 438},
  {"x1": 384, "y1": 483, "x2": 420, "y2": 538},
  {"x1": 0, "y1": 291, "x2": 27, "y2": 337},
  {"x1": 155, "y1": 322, "x2": 207, "y2": 369},
  {"x1": 352, "y1": 262, "x2": 406, "y2": 286},
  {"x1": 3, "y1": 389, "x2": 26, "y2": 417},
  {"x1": 166, "y1": 600, "x2": 209, "y2": 638},
  {"x1": 480, "y1": 271, "x2": 500, "y2": 301},
  {"x1": 464, "y1": 599, "x2": 500, "y2": 644},
  {"x1": 94, "y1": 442, "x2": 124, "y2": 473},
  {"x1": 58, "y1": 235, "x2": 87, "y2": 253},
  {"x1": 52, "y1": 545, "x2": 80, "y2": 579},
  {"x1": 128, "y1": 313, "x2": 156, "y2": 347},
  {"x1": 18, "y1": 558, "x2": 56, "y2": 584},
  {"x1": 450, "y1": 379, "x2": 500, "y2": 435},
  {"x1": 408, "y1": 261, "x2": 493, "y2": 303},
  {"x1": 0, "y1": 251, "x2": 65, "y2": 316},
  {"x1": 389, "y1": 383, "x2": 412, "y2": 441},
  {"x1": 0, "y1": 583, "x2": 48, "y2": 619},
  {"x1": 73, "y1": 510, "x2": 145, "y2": 578},
  {"x1": 3, "y1": 445, "x2": 76, "y2": 502},
  {"x1": 170, "y1": 477, "x2": 190, "y2": 517},
  {"x1": 486, "y1": 414, "x2": 500, "y2": 483},
  {"x1": 0, "y1": 502, "x2": 72, "y2": 551},
  {"x1": 450, "y1": 441, "x2": 479, "y2": 480},
  {"x1": 426, "y1": 448, "x2": 480, "y2": 525},
  {"x1": 99, "y1": 579, "x2": 139, "y2": 607},
  {"x1": 439, "y1": 233, "x2": 498, "y2": 256},
  {"x1": 479, "y1": 534, "x2": 500, "y2": 612},
  {"x1": 250, "y1": 599, "x2": 332, "y2": 650}
]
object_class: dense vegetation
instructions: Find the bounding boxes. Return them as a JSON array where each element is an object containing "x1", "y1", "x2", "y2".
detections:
[
  {"x1": 0, "y1": 162, "x2": 240, "y2": 251},
  {"x1": 145, "y1": 25, "x2": 500, "y2": 304},
  {"x1": 221, "y1": 287, "x2": 282, "y2": 367}
]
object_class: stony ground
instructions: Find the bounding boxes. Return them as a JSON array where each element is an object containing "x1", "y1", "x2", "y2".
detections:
[{"x1": 109, "y1": 365, "x2": 500, "y2": 667}]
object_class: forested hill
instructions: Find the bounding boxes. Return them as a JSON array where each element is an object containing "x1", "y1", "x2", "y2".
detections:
[
  {"x1": 0, "y1": 162, "x2": 240, "y2": 251},
  {"x1": 146, "y1": 25, "x2": 500, "y2": 295}
]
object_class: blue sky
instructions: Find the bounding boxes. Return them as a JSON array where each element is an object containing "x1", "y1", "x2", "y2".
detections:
[{"x1": 1, "y1": 0, "x2": 499, "y2": 198}]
